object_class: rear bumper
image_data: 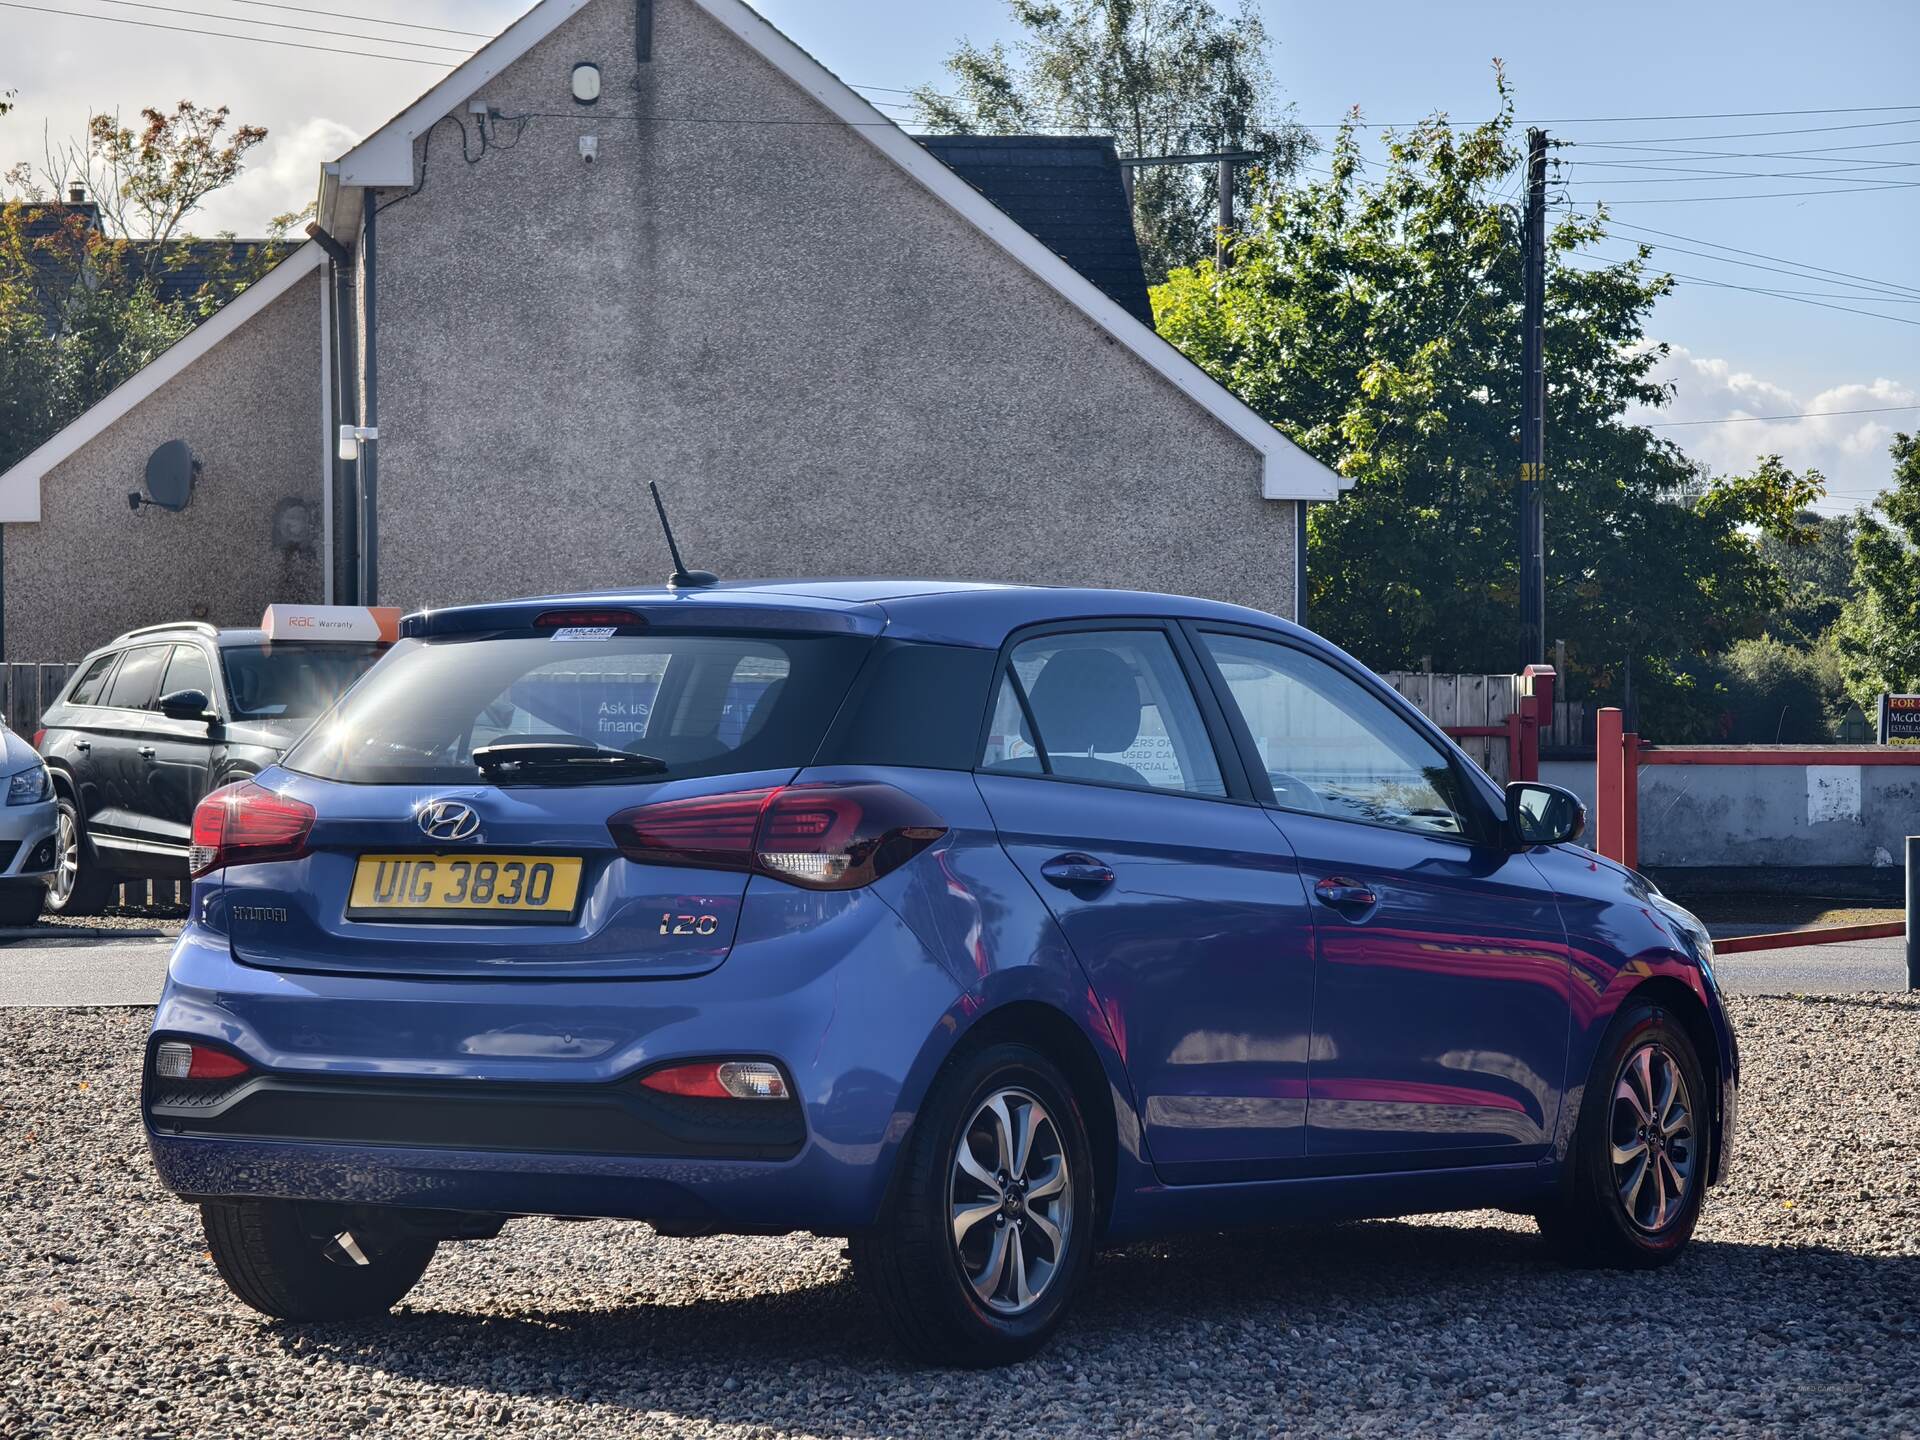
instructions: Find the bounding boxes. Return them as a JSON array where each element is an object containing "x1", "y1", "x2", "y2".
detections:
[{"x1": 145, "y1": 881, "x2": 967, "y2": 1233}]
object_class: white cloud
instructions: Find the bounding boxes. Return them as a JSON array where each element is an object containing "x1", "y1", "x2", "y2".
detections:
[
  {"x1": 193, "y1": 116, "x2": 362, "y2": 235},
  {"x1": 1630, "y1": 344, "x2": 1918, "y2": 511}
]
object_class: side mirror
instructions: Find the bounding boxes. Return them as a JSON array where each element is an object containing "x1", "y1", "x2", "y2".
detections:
[
  {"x1": 1506, "y1": 781, "x2": 1586, "y2": 848},
  {"x1": 157, "y1": 688, "x2": 214, "y2": 723}
]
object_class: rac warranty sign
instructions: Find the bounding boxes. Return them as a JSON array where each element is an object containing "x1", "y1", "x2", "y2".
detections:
[{"x1": 260, "y1": 604, "x2": 402, "y2": 643}]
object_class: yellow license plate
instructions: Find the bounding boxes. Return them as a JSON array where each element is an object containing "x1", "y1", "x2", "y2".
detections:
[{"x1": 346, "y1": 853, "x2": 583, "y2": 921}]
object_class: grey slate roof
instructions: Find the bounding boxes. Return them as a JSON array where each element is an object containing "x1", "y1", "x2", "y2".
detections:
[
  {"x1": 139, "y1": 239, "x2": 278, "y2": 310},
  {"x1": 913, "y1": 135, "x2": 1154, "y2": 329}
]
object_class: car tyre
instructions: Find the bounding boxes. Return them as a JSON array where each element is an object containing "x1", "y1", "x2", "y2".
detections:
[
  {"x1": 850, "y1": 1042, "x2": 1096, "y2": 1367},
  {"x1": 1537, "y1": 999, "x2": 1709, "y2": 1269},
  {"x1": 202, "y1": 1199, "x2": 438, "y2": 1321},
  {"x1": 0, "y1": 882, "x2": 44, "y2": 926},
  {"x1": 46, "y1": 794, "x2": 112, "y2": 917}
]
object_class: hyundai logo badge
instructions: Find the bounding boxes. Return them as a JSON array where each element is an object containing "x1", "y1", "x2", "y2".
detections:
[{"x1": 416, "y1": 799, "x2": 481, "y2": 842}]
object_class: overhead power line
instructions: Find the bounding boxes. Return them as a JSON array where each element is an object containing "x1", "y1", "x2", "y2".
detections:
[
  {"x1": 1571, "y1": 137, "x2": 1920, "y2": 161},
  {"x1": 1643, "y1": 404, "x2": 1920, "y2": 428},
  {"x1": 1588, "y1": 181, "x2": 1920, "y2": 203},
  {"x1": 74, "y1": 0, "x2": 472, "y2": 52},
  {"x1": 1571, "y1": 164, "x2": 1920, "y2": 187},
  {"x1": 1601, "y1": 237, "x2": 1920, "y2": 302},
  {"x1": 1603, "y1": 219, "x2": 1920, "y2": 299},
  {"x1": 210, "y1": 0, "x2": 491, "y2": 37},
  {"x1": 1569, "y1": 251, "x2": 1920, "y2": 329},
  {"x1": 0, "y1": 0, "x2": 458, "y2": 62},
  {"x1": 1559, "y1": 116, "x2": 1920, "y2": 146}
]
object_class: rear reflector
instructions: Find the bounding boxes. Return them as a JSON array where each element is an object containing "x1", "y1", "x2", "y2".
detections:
[
  {"x1": 190, "y1": 780, "x2": 316, "y2": 878},
  {"x1": 640, "y1": 1060, "x2": 789, "y2": 1100},
  {"x1": 608, "y1": 782, "x2": 945, "y2": 891},
  {"x1": 154, "y1": 1040, "x2": 251, "y2": 1081}
]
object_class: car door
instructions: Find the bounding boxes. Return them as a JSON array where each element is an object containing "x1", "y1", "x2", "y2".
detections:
[
  {"x1": 87, "y1": 643, "x2": 172, "y2": 847},
  {"x1": 972, "y1": 623, "x2": 1319, "y2": 1184},
  {"x1": 141, "y1": 643, "x2": 220, "y2": 850},
  {"x1": 1188, "y1": 626, "x2": 1574, "y2": 1170},
  {"x1": 46, "y1": 650, "x2": 122, "y2": 816}
]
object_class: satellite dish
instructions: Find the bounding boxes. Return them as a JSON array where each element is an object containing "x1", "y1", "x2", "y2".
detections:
[{"x1": 131, "y1": 440, "x2": 198, "y2": 512}]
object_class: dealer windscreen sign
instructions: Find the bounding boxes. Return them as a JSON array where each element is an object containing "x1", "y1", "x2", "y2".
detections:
[{"x1": 1877, "y1": 694, "x2": 1920, "y2": 745}]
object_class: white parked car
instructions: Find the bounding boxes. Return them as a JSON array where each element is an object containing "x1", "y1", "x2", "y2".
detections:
[{"x1": 0, "y1": 724, "x2": 57, "y2": 924}]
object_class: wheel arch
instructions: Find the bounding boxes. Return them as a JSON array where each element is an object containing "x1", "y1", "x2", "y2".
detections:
[
  {"x1": 878, "y1": 994, "x2": 1133, "y2": 1242},
  {"x1": 946, "y1": 1000, "x2": 1121, "y2": 1239},
  {"x1": 1619, "y1": 974, "x2": 1730, "y2": 1186}
]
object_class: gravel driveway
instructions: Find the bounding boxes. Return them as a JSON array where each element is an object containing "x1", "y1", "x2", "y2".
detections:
[{"x1": 5, "y1": 994, "x2": 1917, "y2": 1438}]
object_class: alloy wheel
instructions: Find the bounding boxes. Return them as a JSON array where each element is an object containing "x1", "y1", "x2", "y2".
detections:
[
  {"x1": 1610, "y1": 1041, "x2": 1697, "y2": 1232},
  {"x1": 51, "y1": 805, "x2": 79, "y2": 906},
  {"x1": 949, "y1": 1086, "x2": 1073, "y2": 1315}
]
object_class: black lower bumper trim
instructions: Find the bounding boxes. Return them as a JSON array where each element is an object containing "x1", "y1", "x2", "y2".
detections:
[{"x1": 147, "y1": 1072, "x2": 805, "y2": 1160}]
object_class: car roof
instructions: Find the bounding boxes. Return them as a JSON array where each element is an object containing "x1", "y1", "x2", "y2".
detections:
[
  {"x1": 97, "y1": 624, "x2": 383, "y2": 652},
  {"x1": 406, "y1": 579, "x2": 1315, "y2": 650}
]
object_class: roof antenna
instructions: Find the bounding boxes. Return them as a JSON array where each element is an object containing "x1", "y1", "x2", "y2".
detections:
[{"x1": 648, "y1": 481, "x2": 719, "y2": 589}]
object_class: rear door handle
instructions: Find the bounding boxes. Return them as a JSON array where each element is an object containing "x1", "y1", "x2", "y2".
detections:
[
  {"x1": 1040, "y1": 853, "x2": 1115, "y2": 890},
  {"x1": 1314, "y1": 876, "x2": 1379, "y2": 912},
  {"x1": 137, "y1": 746, "x2": 156, "y2": 760}
]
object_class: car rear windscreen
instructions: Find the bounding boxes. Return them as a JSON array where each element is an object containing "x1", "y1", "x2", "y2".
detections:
[
  {"x1": 281, "y1": 631, "x2": 872, "y2": 786},
  {"x1": 222, "y1": 643, "x2": 386, "y2": 721}
]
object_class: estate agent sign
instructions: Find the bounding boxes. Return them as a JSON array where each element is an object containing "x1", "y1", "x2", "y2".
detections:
[{"x1": 1877, "y1": 693, "x2": 1920, "y2": 745}]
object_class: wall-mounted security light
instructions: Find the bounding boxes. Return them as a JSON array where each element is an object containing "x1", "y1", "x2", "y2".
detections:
[
  {"x1": 572, "y1": 63, "x2": 601, "y2": 104},
  {"x1": 338, "y1": 424, "x2": 379, "y2": 461}
]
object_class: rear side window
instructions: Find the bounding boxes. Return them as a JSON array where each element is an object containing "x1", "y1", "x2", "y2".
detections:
[
  {"x1": 285, "y1": 631, "x2": 872, "y2": 786},
  {"x1": 66, "y1": 653, "x2": 119, "y2": 707},
  {"x1": 979, "y1": 630, "x2": 1225, "y2": 797},
  {"x1": 101, "y1": 645, "x2": 169, "y2": 711}
]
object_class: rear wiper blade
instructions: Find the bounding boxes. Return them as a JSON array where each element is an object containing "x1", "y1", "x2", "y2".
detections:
[{"x1": 471, "y1": 741, "x2": 667, "y2": 783}]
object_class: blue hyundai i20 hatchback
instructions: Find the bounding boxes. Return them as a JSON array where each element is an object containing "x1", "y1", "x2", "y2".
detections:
[{"x1": 145, "y1": 581, "x2": 1735, "y2": 1364}]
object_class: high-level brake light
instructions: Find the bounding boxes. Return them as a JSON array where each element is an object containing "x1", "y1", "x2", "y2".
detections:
[
  {"x1": 607, "y1": 782, "x2": 946, "y2": 891},
  {"x1": 190, "y1": 780, "x2": 316, "y2": 878}
]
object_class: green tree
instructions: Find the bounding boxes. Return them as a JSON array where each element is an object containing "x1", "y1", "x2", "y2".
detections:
[
  {"x1": 1834, "y1": 432, "x2": 1920, "y2": 706},
  {"x1": 1715, "y1": 634, "x2": 1845, "y2": 743},
  {"x1": 1, "y1": 99, "x2": 283, "y2": 472},
  {"x1": 1756, "y1": 496, "x2": 1857, "y2": 646},
  {"x1": 913, "y1": 0, "x2": 1311, "y2": 283},
  {"x1": 1150, "y1": 79, "x2": 1820, "y2": 736}
]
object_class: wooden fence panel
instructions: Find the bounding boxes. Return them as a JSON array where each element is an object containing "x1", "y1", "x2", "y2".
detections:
[
  {"x1": 0, "y1": 661, "x2": 76, "y2": 738},
  {"x1": 1380, "y1": 670, "x2": 1524, "y2": 783}
]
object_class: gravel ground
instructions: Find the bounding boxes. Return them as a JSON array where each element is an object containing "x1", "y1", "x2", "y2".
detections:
[
  {"x1": 5, "y1": 994, "x2": 1918, "y2": 1439},
  {"x1": 37, "y1": 910, "x2": 186, "y2": 937}
]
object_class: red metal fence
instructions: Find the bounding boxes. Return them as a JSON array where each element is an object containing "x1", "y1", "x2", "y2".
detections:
[{"x1": 1591, "y1": 706, "x2": 1913, "y2": 954}]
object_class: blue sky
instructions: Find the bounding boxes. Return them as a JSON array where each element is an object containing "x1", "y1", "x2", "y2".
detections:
[{"x1": 6, "y1": 0, "x2": 1916, "y2": 505}]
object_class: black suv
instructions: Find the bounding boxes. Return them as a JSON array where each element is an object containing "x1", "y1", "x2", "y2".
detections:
[{"x1": 37, "y1": 622, "x2": 384, "y2": 914}]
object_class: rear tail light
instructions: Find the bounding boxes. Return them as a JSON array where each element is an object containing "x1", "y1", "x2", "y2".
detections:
[
  {"x1": 154, "y1": 1040, "x2": 251, "y2": 1081},
  {"x1": 608, "y1": 782, "x2": 946, "y2": 891},
  {"x1": 189, "y1": 780, "x2": 316, "y2": 878},
  {"x1": 640, "y1": 1060, "x2": 789, "y2": 1100},
  {"x1": 30, "y1": 729, "x2": 44, "y2": 752}
]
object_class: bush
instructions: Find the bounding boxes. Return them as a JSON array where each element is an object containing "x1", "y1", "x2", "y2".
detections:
[{"x1": 1713, "y1": 636, "x2": 1846, "y2": 743}]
